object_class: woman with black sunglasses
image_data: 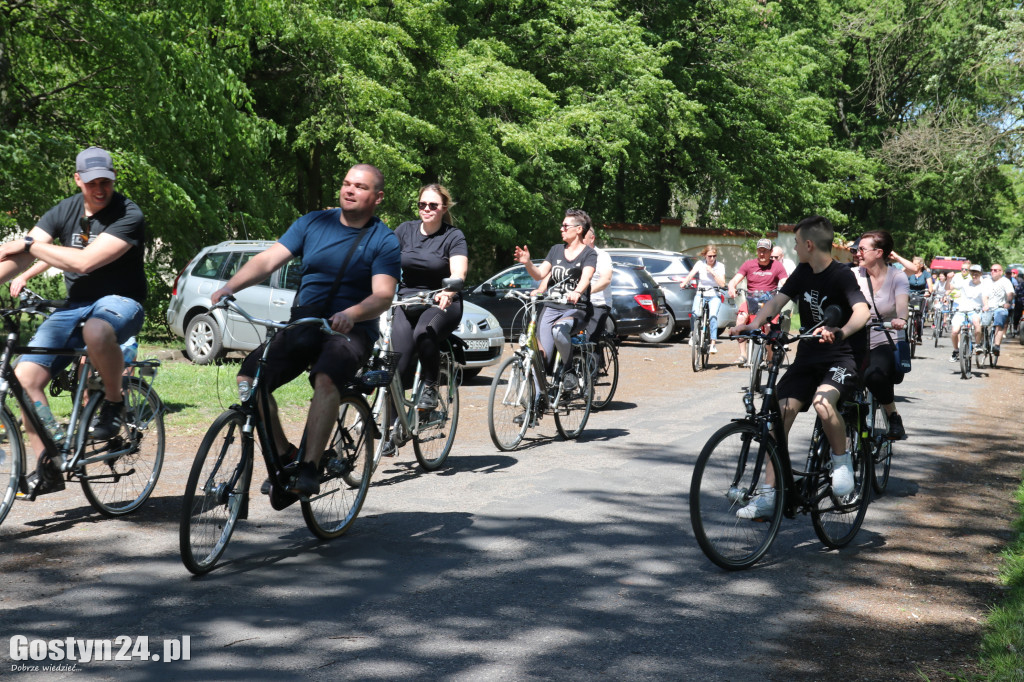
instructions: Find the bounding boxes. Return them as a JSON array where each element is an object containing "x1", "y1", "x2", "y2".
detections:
[{"x1": 392, "y1": 184, "x2": 468, "y2": 409}]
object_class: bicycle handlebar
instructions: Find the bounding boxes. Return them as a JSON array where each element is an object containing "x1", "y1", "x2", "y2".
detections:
[{"x1": 213, "y1": 296, "x2": 345, "y2": 338}]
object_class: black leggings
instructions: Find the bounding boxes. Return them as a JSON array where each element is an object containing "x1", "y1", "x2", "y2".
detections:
[
  {"x1": 862, "y1": 344, "x2": 897, "y2": 405},
  {"x1": 392, "y1": 300, "x2": 463, "y2": 387}
]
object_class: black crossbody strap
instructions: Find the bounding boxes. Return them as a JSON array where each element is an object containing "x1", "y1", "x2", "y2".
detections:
[{"x1": 320, "y1": 222, "x2": 376, "y2": 315}]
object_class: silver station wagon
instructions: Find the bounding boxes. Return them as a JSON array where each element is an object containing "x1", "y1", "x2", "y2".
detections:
[{"x1": 166, "y1": 240, "x2": 504, "y2": 378}]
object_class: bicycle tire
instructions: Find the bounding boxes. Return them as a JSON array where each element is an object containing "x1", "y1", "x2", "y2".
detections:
[
  {"x1": 365, "y1": 386, "x2": 392, "y2": 478},
  {"x1": 0, "y1": 407, "x2": 25, "y2": 528},
  {"x1": 302, "y1": 394, "x2": 373, "y2": 540},
  {"x1": 413, "y1": 353, "x2": 459, "y2": 471},
  {"x1": 959, "y1": 332, "x2": 971, "y2": 379},
  {"x1": 988, "y1": 328, "x2": 998, "y2": 367},
  {"x1": 933, "y1": 309, "x2": 941, "y2": 346},
  {"x1": 908, "y1": 312, "x2": 918, "y2": 359},
  {"x1": 180, "y1": 409, "x2": 252, "y2": 575},
  {"x1": 554, "y1": 349, "x2": 593, "y2": 440},
  {"x1": 747, "y1": 342, "x2": 764, "y2": 394},
  {"x1": 488, "y1": 355, "x2": 533, "y2": 451},
  {"x1": 590, "y1": 337, "x2": 619, "y2": 410},
  {"x1": 870, "y1": 401, "x2": 892, "y2": 495},
  {"x1": 691, "y1": 318, "x2": 705, "y2": 372},
  {"x1": 690, "y1": 421, "x2": 784, "y2": 570},
  {"x1": 809, "y1": 416, "x2": 870, "y2": 549},
  {"x1": 79, "y1": 376, "x2": 165, "y2": 517},
  {"x1": 701, "y1": 315, "x2": 711, "y2": 368}
]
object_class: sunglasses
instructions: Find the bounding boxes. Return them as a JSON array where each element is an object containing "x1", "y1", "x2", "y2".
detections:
[
  {"x1": 79, "y1": 216, "x2": 92, "y2": 245},
  {"x1": 417, "y1": 201, "x2": 442, "y2": 211},
  {"x1": 560, "y1": 223, "x2": 580, "y2": 231}
]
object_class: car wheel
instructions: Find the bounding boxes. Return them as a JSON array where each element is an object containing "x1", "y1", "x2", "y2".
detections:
[
  {"x1": 185, "y1": 313, "x2": 225, "y2": 365},
  {"x1": 639, "y1": 311, "x2": 676, "y2": 344}
]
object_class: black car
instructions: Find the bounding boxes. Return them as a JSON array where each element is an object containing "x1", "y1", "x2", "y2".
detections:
[{"x1": 464, "y1": 262, "x2": 669, "y2": 341}]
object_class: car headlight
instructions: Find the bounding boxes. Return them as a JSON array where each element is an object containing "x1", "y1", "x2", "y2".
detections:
[{"x1": 485, "y1": 313, "x2": 500, "y2": 329}]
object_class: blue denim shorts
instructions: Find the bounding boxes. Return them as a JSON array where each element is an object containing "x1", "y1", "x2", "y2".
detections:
[{"x1": 18, "y1": 296, "x2": 145, "y2": 374}]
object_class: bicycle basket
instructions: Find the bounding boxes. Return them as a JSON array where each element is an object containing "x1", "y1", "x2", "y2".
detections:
[{"x1": 360, "y1": 350, "x2": 401, "y2": 387}]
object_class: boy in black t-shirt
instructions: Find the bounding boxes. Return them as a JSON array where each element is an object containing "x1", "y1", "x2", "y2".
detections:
[{"x1": 729, "y1": 216, "x2": 870, "y2": 519}]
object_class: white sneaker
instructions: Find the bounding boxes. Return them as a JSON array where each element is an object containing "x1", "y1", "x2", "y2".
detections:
[
  {"x1": 709, "y1": 345, "x2": 718, "y2": 354},
  {"x1": 949, "y1": 350, "x2": 959, "y2": 363},
  {"x1": 736, "y1": 488, "x2": 775, "y2": 519},
  {"x1": 830, "y1": 453, "x2": 854, "y2": 496},
  {"x1": 688, "y1": 337, "x2": 695, "y2": 346}
]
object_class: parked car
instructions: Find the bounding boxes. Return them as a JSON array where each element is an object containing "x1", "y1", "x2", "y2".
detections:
[
  {"x1": 462, "y1": 261, "x2": 669, "y2": 341},
  {"x1": 603, "y1": 248, "x2": 739, "y2": 343},
  {"x1": 166, "y1": 240, "x2": 504, "y2": 377}
]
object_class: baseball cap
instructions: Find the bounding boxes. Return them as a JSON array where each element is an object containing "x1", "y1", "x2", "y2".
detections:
[
  {"x1": 756, "y1": 238, "x2": 773, "y2": 250},
  {"x1": 1012, "y1": 269, "x2": 1019, "y2": 276},
  {"x1": 969, "y1": 264, "x2": 982, "y2": 273},
  {"x1": 75, "y1": 146, "x2": 115, "y2": 183}
]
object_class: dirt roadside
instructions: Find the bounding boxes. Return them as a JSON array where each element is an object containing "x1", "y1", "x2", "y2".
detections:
[{"x1": 774, "y1": 342, "x2": 1024, "y2": 681}]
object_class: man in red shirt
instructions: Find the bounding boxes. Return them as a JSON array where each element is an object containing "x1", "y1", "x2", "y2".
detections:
[{"x1": 727, "y1": 238, "x2": 788, "y2": 364}]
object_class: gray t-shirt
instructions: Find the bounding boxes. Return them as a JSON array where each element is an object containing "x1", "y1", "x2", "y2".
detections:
[{"x1": 856, "y1": 266, "x2": 909, "y2": 348}]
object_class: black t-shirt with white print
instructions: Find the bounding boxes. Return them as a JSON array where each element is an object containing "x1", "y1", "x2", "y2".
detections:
[
  {"x1": 543, "y1": 244, "x2": 598, "y2": 309},
  {"x1": 779, "y1": 260, "x2": 868, "y2": 364}
]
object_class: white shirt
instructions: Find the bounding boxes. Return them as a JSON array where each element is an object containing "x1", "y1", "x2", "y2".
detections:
[
  {"x1": 692, "y1": 260, "x2": 725, "y2": 291},
  {"x1": 590, "y1": 247, "x2": 613, "y2": 307},
  {"x1": 988, "y1": 276, "x2": 1014, "y2": 308},
  {"x1": 953, "y1": 278, "x2": 986, "y2": 312}
]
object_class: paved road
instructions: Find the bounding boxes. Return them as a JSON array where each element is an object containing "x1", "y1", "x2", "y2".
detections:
[{"x1": 0, "y1": 332, "x2": 1006, "y2": 680}]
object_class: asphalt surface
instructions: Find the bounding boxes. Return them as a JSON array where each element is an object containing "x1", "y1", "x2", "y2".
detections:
[{"x1": 0, "y1": 330, "x2": 1006, "y2": 680}]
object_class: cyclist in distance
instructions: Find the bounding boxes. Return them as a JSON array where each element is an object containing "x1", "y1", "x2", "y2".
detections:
[
  {"x1": 729, "y1": 215, "x2": 870, "y2": 518},
  {"x1": 680, "y1": 244, "x2": 726, "y2": 354},
  {"x1": 986, "y1": 264, "x2": 1014, "y2": 358},
  {"x1": 581, "y1": 219, "x2": 613, "y2": 338},
  {"x1": 392, "y1": 184, "x2": 468, "y2": 409},
  {"x1": 513, "y1": 209, "x2": 597, "y2": 383},
  {"x1": 854, "y1": 231, "x2": 909, "y2": 440},
  {"x1": 1011, "y1": 268, "x2": 1024, "y2": 332},
  {"x1": 0, "y1": 146, "x2": 146, "y2": 497},
  {"x1": 948, "y1": 264, "x2": 989, "y2": 364},
  {"x1": 211, "y1": 164, "x2": 401, "y2": 498},
  {"x1": 727, "y1": 238, "x2": 788, "y2": 365}
]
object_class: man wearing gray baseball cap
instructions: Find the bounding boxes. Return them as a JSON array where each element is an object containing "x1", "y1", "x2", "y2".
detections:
[{"x1": 0, "y1": 146, "x2": 146, "y2": 497}]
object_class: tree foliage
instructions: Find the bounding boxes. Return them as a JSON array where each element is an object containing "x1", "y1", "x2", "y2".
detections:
[{"x1": 1, "y1": 0, "x2": 1021, "y2": 340}]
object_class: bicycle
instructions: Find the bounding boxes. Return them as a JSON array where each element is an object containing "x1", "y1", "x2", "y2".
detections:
[
  {"x1": 690, "y1": 284, "x2": 725, "y2": 372},
  {"x1": 741, "y1": 290, "x2": 787, "y2": 395},
  {"x1": 955, "y1": 313, "x2": 975, "y2": 380},
  {"x1": 587, "y1": 319, "x2": 619, "y2": 410},
  {"x1": 487, "y1": 288, "x2": 594, "y2": 451},
  {"x1": 368, "y1": 280, "x2": 463, "y2": 474},
  {"x1": 978, "y1": 310, "x2": 996, "y2": 368},
  {"x1": 0, "y1": 291, "x2": 164, "y2": 528},
  {"x1": 932, "y1": 296, "x2": 953, "y2": 347},
  {"x1": 689, "y1": 312, "x2": 872, "y2": 570},
  {"x1": 179, "y1": 297, "x2": 386, "y2": 574},
  {"x1": 906, "y1": 293, "x2": 927, "y2": 359}
]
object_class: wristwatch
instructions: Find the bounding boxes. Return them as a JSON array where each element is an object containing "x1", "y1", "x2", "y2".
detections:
[{"x1": 22, "y1": 236, "x2": 34, "y2": 252}]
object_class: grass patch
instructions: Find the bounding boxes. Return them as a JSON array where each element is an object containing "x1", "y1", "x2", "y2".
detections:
[{"x1": 980, "y1": 478, "x2": 1024, "y2": 680}]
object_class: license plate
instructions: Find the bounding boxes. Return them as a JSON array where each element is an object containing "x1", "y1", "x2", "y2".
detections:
[{"x1": 465, "y1": 339, "x2": 489, "y2": 350}]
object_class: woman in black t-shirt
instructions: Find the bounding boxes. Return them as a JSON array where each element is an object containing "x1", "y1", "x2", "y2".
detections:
[
  {"x1": 513, "y1": 209, "x2": 597, "y2": 377},
  {"x1": 392, "y1": 184, "x2": 468, "y2": 410}
]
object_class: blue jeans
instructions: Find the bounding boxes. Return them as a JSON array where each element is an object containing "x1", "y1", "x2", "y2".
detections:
[
  {"x1": 18, "y1": 296, "x2": 145, "y2": 375},
  {"x1": 690, "y1": 294, "x2": 721, "y2": 341}
]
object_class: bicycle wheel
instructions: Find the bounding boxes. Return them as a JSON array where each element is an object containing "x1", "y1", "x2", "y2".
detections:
[
  {"x1": 988, "y1": 329, "x2": 998, "y2": 367},
  {"x1": 302, "y1": 394, "x2": 373, "y2": 540},
  {"x1": 959, "y1": 332, "x2": 971, "y2": 379},
  {"x1": 488, "y1": 355, "x2": 534, "y2": 451},
  {"x1": 554, "y1": 350, "x2": 593, "y2": 440},
  {"x1": 809, "y1": 416, "x2": 870, "y2": 549},
  {"x1": 342, "y1": 389, "x2": 386, "y2": 485},
  {"x1": 180, "y1": 409, "x2": 252, "y2": 575},
  {"x1": 701, "y1": 316, "x2": 711, "y2": 368},
  {"x1": 413, "y1": 353, "x2": 459, "y2": 471},
  {"x1": 870, "y1": 402, "x2": 892, "y2": 495},
  {"x1": 0, "y1": 408, "x2": 24, "y2": 528},
  {"x1": 747, "y1": 342, "x2": 764, "y2": 393},
  {"x1": 691, "y1": 317, "x2": 705, "y2": 372},
  {"x1": 908, "y1": 312, "x2": 918, "y2": 359},
  {"x1": 79, "y1": 377, "x2": 165, "y2": 516},
  {"x1": 933, "y1": 309, "x2": 941, "y2": 346},
  {"x1": 590, "y1": 337, "x2": 619, "y2": 410},
  {"x1": 690, "y1": 421, "x2": 784, "y2": 570}
]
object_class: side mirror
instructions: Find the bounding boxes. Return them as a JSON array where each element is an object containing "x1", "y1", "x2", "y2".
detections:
[
  {"x1": 442, "y1": 277, "x2": 465, "y2": 293},
  {"x1": 822, "y1": 304, "x2": 843, "y2": 328},
  {"x1": 480, "y1": 282, "x2": 496, "y2": 296}
]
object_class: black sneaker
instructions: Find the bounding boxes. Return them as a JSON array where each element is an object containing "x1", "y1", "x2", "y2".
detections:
[
  {"x1": 89, "y1": 399, "x2": 125, "y2": 441},
  {"x1": 993, "y1": 345, "x2": 1001, "y2": 356},
  {"x1": 886, "y1": 412, "x2": 908, "y2": 441},
  {"x1": 261, "y1": 445, "x2": 299, "y2": 495},
  {"x1": 288, "y1": 460, "x2": 320, "y2": 497},
  {"x1": 417, "y1": 385, "x2": 439, "y2": 410},
  {"x1": 18, "y1": 468, "x2": 65, "y2": 500}
]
